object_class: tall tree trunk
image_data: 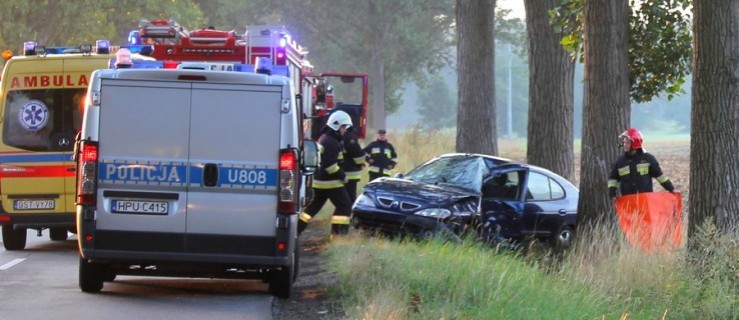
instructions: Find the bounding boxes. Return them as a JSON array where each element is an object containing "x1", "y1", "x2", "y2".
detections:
[
  {"x1": 455, "y1": 0, "x2": 497, "y2": 155},
  {"x1": 368, "y1": 0, "x2": 387, "y2": 132},
  {"x1": 689, "y1": 0, "x2": 739, "y2": 238},
  {"x1": 577, "y1": 0, "x2": 630, "y2": 227},
  {"x1": 524, "y1": 0, "x2": 576, "y2": 182}
]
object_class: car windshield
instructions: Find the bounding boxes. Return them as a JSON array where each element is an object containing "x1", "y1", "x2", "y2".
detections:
[{"x1": 405, "y1": 156, "x2": 485, "y2": 193}]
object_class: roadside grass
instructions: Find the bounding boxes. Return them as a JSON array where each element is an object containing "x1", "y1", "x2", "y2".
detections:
[{"x1": 315, "y1": 130, "x2": 736, "y2": 319}]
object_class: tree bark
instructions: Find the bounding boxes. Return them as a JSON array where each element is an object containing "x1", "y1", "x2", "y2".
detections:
[
  {"x1": 524, "y1": 0, "x2": 576, "y2": 183},
  {"x1": 577, "y1": 0, "x2": 630, "y2": 227},
  {"x1": 455, "y1": 0, "x2": 497, "y2": 155},
  {"x1": 689, "y1": 0, "x2": 739, "y2": 238},
  {"x1": 368, "y1": 0, "x2": 387, "y2": 132}
]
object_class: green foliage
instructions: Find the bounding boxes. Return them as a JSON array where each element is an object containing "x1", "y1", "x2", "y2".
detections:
[
  {"x1": 549, "y1": 0, "x2": 692, "y2": 103},
  {"x1": 417, "y1": 76, "x2": 456, "y2": 130}
]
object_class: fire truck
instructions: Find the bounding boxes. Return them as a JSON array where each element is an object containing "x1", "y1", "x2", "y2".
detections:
[{"x1": 131, "y1": 19, "x2": 369, "y2": 139}]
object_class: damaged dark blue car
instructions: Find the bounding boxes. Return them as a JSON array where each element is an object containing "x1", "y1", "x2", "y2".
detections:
[{"x1": 351, "y1": 153, "x2": 579, "y2": 251}]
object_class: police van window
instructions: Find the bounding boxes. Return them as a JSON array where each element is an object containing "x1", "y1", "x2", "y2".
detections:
[{"x1": 2, "y1": 88, "x2": 84, "y2": 152}]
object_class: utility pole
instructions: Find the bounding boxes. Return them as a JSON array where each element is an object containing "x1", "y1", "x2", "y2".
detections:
[{"x1": 506, "y1": 43, "x2": 513, "y2": 138}]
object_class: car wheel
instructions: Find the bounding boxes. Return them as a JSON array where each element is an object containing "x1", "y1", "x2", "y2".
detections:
[
  {"x1": 79, "y1": 258, "x2": 104, "y2": 293},
  {"x1": 49, "y1": 227, "x2": 68, "y2": 241},
  {"x1": 2, "y1": 225, "x2": 27, "y2": 250},
  {"x1": 551, "y1": 225, "x2": 575, "y2": 253},
  {"x1": 418, "y1": 224, "x2": 462, "y2": 244}
]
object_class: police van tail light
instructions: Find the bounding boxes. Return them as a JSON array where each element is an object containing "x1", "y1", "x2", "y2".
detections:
[
  {"x1": 278, "y1": 149, "x2": 298, "y2": 213},
  {"x1": 76, "y1": 142, "x2": 99, "y2": 205}
]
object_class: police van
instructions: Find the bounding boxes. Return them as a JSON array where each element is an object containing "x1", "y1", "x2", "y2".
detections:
[
  {"x1": 75, "y1": 59, "x2": 317, "y2": 298},
  {"x1": 0, "y1": 41, "x2": 115, "y2": 250}
]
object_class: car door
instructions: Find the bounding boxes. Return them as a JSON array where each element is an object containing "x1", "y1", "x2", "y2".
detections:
[
  {"x1": 479, "y1": 168, "x2": 526, "y2": 238},
  {"x1": 522, "y1": 171, "x2": 570, "y2": 237}
]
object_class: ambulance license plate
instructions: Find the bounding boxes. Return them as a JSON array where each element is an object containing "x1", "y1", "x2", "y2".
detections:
[
  {"x1": 13, "y1": 200, "x2": 55, "y2": 210},
  {"x1": 111, "y1": 200, "x2": 168, "y2": 215}
]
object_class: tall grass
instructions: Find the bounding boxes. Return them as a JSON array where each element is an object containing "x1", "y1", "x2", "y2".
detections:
[{"x1": 320, "y1": 130, "x2": 736, "y2": 319}]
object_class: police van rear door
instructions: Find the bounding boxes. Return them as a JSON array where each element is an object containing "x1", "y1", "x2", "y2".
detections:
[
  {"x1": 96, "y1": 79, "x2": 190, "y2": 245},
  {"x1": 185, "y1": 82, "x2": 281, "y2": 253}
]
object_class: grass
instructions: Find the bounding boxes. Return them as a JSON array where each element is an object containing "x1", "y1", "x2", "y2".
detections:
[{"x1": 318, "y1": 130, "x2": 735, "y2": 319}]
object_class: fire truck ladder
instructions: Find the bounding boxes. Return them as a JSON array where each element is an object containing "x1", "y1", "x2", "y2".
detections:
[{"x1": 139, "y1": 19, "x2": 190, "y2": 44}]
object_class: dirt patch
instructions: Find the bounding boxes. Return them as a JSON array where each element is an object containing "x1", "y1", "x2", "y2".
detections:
[{"x1": 272, "y1": 220, "x2": 345, "y2": 320}]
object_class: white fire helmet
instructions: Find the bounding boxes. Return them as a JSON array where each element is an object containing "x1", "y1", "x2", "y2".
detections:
[{"x1": 327, "y1": 110, "x2": 352, "y2": 131}]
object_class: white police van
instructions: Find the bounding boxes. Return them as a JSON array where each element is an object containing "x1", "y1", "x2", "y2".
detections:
[{"x1": 74, "y1": 59, "x2": 317, "y2": 298}]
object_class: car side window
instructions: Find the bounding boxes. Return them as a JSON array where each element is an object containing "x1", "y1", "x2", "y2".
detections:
[
  {"x1": 482, "y1": 171, "x2": 521, "y2": 200},
  {"x1": 526, "y1": 172, "x2": 551, "y2": 201},
  {"x1": 550, "y1": 178, "x2": 565, "y2": 199}
]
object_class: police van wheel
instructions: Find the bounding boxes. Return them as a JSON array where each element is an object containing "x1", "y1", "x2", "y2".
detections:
[
  {"x1": 2, "y1": 225, "x2": 27, "y2": 250},
  {"x1": 268, "y1": 254, "x2": 295, "y2": 298},
  {"x1": 79, "y1": 258, "x2": 104, "y2": 293},
  {"x1": 49, "y1": 227, "x2": 68, "y2": 241}
]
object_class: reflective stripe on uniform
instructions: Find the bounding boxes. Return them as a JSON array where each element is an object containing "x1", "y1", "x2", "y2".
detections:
[
  {"x1": 608, "y1": 179, "x2": 619, "y2": 188},
  {"x1": 353, "y1": 156, "x2": 365, "y2": 165},
  {"x1": 345, "y1": 170, "x2": 362, "y2": 179},
  {"x1": 636, "y1": 163, "x2": 650, "y2": 175},
  {"x1": 368, "y1": 166, "x2": 380, "y2": 173},
  {"x1": 618, "y1": 166, "x2": 630, "y2": 176},
  {"x1": 331, "y1": 215, "x2": 350, "y2": 225},
  {"x1": 313, "y1": 179, "x2": 344, "y2": 189},
  {"x1": 325, "y1": 163, "x2": 340, "y2": 174},
  {"x1": 370, "y1": 147, "x2": 381, "y2": 154},
  {"x1": 300, "y1": 213, "x2": 312, "y2": 223},
  {"x1": 384, "y1": 150, "x2": 393, "y2": 158},
  {"x1": 656, "y1": 175, "x2": 670, "y2": 183}
]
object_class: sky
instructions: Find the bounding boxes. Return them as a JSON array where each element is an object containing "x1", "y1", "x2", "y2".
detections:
[{"x1": 498, "y1": 0, "x2": 526, "y2": 20}]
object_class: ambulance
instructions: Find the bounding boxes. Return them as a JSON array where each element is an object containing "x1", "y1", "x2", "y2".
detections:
[
  {"x1": 0, "y1": 41, "x2": 115, "y2": 250},
  {"x1": 75, "y1": 59, "x2": 317, "y2": 298}
]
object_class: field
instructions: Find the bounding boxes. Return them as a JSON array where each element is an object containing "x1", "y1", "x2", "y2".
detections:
[{"x1": 274, "y1": 132, "x2": 737, "y2": 320}]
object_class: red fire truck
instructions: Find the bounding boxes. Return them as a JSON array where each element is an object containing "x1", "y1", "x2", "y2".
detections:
[{"x1": 131, "y1": 19, "x2": 368, "y2": 139}]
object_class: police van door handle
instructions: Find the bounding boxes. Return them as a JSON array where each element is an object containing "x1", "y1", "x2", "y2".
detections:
[{"x1": 203, "y1": 163, "x2": 219, "y2": 187}]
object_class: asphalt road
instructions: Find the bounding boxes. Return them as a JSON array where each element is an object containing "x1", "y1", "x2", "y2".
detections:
[{"x1": 0, "y1": 230, "x2": 274, "y2": 320}]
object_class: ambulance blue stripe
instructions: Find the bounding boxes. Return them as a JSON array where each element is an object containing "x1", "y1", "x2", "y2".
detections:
[{"x1": 0, "y1": 153, "x2": 72, "y2": 163}]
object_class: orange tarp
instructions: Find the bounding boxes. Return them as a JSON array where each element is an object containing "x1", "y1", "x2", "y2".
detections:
[{"x1": 615, "y1": 192, "x2": 683, "y2": 253}]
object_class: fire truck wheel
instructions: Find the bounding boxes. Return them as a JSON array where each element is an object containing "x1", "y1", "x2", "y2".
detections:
[
  {"x1": 49, "y1": 227, "x2": 68, "y2": 241},
  {"x1": 2, "y1": 225, "x2": 27, "y2": 250},
  {"x1": 79, "y1": 258, "x2": 104, "y2": 293}
]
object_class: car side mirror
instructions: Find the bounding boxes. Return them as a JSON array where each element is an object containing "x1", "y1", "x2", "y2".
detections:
[{"x1": 302, "y1": 140, "x2": 319, "y2": 175}]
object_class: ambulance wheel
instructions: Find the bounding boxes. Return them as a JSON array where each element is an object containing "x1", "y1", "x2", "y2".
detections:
[
  {"x1": 2, "y1": 225, "x2": 27, "y2": 250},
  {"x1": 551, "y1": 225, "x2": 575, "y2": 253},
  {"x1": 79, "y1": 258, "x2": 104, "y2": 293},
  {"x1": 49, "y1": 227, "x2": 68, "y2": 241},
  {"x1": 268, "y1": 254, "x2": 295, "y2": 298}
]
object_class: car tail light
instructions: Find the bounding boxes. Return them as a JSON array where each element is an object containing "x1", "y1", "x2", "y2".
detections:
[
  {"x1": 278, "y1": 149, "x2": 298, "y2": 213},
  {"x1": 76, "y1": 141, "x2": 99, "y2": 205}
]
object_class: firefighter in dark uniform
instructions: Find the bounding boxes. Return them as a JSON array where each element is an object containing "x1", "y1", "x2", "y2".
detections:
[
  {"x1": 342, "y1": 126, "x2": 366, "y2": 202},
  {"x1": 364, "y1": 129, "x2": 398, "y2": 181},
  {"x1": 299, "y1": 111, "x2": 353, "y2": 235},
  {"x1": 608, "y1": 128, "x2": 676, "y2": 199}
]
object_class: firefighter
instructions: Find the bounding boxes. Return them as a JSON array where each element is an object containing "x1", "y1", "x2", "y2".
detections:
[
  {"x1": 342, "y1": 125, "x2": 366, "y2": 203},
  {"x1": 608, "y1": 128, "x2": 676, "y2": 199},
  {"x1": 364, "y1": 129, "x2": 398, "y2": 181},
  {"x1": 299, "y1": 111, "x2": 353, "y2": 235}
]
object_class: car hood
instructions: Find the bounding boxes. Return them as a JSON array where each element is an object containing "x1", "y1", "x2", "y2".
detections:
[{"x1": 364, "y1": 178, "x2": 478, "y2": 207}]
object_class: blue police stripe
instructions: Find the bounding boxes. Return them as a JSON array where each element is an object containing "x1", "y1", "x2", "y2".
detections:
[
  {"x1": 99, "y1": 162, "x2": 188, "y2": 185},
  {"x1": 190, "y1": 165, "x2": 278, "y2": 188}
]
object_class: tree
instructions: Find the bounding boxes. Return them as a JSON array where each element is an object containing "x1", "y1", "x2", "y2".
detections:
[
  {"x1": 418, "y1": 75, "x2": 456, "y2": 130},
  {"x1": 689, "y1": 0, "x2": 739, "y2": 238},
  {"x1": 263, "y1": 0, "x2": 455, "y2": 132},
  {"x1": 524, "y1": 0, "x2": 575, "y2": 182},
  {"x1": 455, "y1": 0, "x2": 497, "y2": 155},
  {"x1": 576, "y1": 0, "x2": 630, "y2": 226},
  {"x1": 0, "y1": 0, "x2": 204, "y2": 53}
]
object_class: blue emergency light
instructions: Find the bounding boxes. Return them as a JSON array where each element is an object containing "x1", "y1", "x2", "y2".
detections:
[
  {"x1": 23, "y1": 42, "x2": 37, "y2": 55},
  {"x1": 96, "y1": 40, "x2": 110, "y2": 54}
]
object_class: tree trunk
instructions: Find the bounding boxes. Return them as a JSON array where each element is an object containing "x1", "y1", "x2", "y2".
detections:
[
  {"x1": 524, "y1": 0, "x2": 576, "y2": 183},
  {"x1": 368, "y1": 0, "x2": 387, "y2": 132},
  {"x1": 689, "y1": 0, "x2": 739, "y2": 238},
  {"x1": 577, "y1": 0, "x2": 630, "y2": 227},
  {"x1": 455, "y1": 0, "x2": 497, "y2": 155}
]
